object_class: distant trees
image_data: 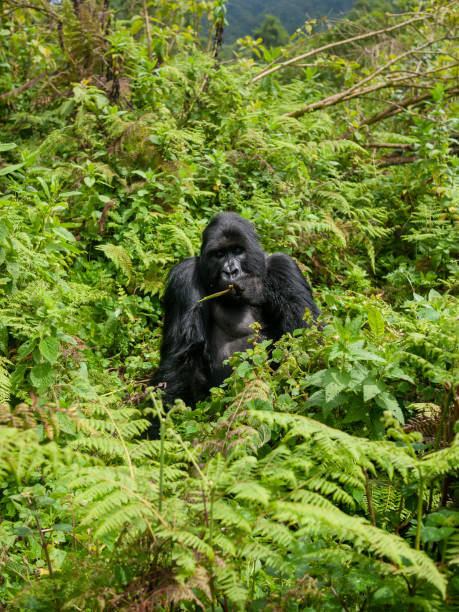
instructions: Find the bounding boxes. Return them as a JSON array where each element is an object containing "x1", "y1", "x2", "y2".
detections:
[
  {"x1": 224, "y1": 0, "x2": 355, "y2": 43},
  {"x1": 253, "y1": 14, "x2": 289, "y2": 47}
]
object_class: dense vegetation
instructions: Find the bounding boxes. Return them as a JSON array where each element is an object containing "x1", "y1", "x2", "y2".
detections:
[{"x1": 0, "y1": 0, "x2": 457, "y2": 610}]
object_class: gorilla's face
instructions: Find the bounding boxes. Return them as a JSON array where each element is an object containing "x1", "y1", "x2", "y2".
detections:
[
  {"x1": 199, "y1": 213, "x2": 266, "y2": 295},
  {"x1": 207, "y1": 244, "x2": 245, "y2": 287}
]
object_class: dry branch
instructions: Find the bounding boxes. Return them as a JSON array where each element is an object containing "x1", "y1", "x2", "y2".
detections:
[
  {"x1": 198, "y1": 285, "x2": 234, "y2": 303},
  {"x1": 4, "y1": 0, "x2": 62, "y2": 23},
  {"x1": 377, "y1": 154, "x2": 419, "y2": 167},
  {"x1": 284, "y1": 39, "x2": 437, "y2": 118},
  {"x1": 341, "y1": 85, "x2": 459, "y2": 138},
  {"x1": 251, "y1": 14, "x2": 430, "y2": 84},
  {"x1": 142, "y1": 0, "x2": 153, "y2": 62},
  {"x1": 376, "y1": 142, "x2": 459, "y2": 166},
  {"x1": 367, "y1": 142, "x2": 414, "y2": 149},
  {"x1": 0, "y1": 70, "x2": 65, "y2": 100}
]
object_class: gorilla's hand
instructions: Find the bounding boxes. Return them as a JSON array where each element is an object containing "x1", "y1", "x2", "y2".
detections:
[{"x1": 233, "y1": 276, "x2": 265, "y2": 306}]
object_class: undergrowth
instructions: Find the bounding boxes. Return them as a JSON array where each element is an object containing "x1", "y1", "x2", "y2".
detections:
[{"x1": 0, "y1": 0, "x2": 457, "y2": 610}]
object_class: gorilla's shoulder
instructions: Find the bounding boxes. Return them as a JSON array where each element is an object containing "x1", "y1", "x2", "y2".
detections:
[
  {"x1": 266, "y1": 252, "x2": 299, "y2": 273},
  {"x1": 167, "y1": 257, "x2": 200, "y2": 283}
]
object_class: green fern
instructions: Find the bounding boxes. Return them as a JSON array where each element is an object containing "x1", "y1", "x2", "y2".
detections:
[{"x1": 97, "y1": 243, "x2": 132, "y2": 280}]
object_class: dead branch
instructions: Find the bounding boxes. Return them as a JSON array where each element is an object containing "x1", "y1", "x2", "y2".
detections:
[
  {"x1": 367, "y1": 143, "x2": 414, "y2": 149},
  {"x1": 377, "y1": 154, "x2": 419, "y2": 167},
  {"x1": 98, "y1": 199, "x2": 118, "y2": 235},
  {"x1": 142, "y1": 0, "x2": 153, "y2": 62},
  {"x1": 341, "y1": 85, "x2": 459, "y2": 138},
  {"x1": 0, "y1": 70, "x2": 65, "y2": 100},
  {"x1": 337, "y1": 60, "x2": 459, "y2": 101},
  {"x1": 4, "y1": 0, "x2": 62, "y2": 23},
  {"x1": 376, "y1": 143, "x2": 459, "y2": 166},
  {"x1": 252, "y1": 14, "x2": 430, "y2": 83},
  {"x1": 284, "y1": 38, "x2": 437, "y2": 118}
]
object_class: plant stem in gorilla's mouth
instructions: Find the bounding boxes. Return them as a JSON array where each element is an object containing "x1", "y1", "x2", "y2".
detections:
[{"x1": 198, "y1": 285, "x2": 234, "y2": 303}]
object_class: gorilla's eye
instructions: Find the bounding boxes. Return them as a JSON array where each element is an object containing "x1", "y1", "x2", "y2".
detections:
[
  {"x1": 214, "y1": 250, "x2": 225, "y2": 258},
  {"x1": 233, "y1": 246, "x2": 243, "y2": 255}
]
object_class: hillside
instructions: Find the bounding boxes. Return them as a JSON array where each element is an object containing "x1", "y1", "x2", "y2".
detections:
[{"x1": 224, "y1": 0, "x2": 355, "y2": 42}]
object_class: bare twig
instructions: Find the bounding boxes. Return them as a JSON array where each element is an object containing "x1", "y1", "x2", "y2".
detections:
[
  {"x1": 367, "y1": 142, "x2": 414, "y2": 149},
  {"x1": 0, "y1": 71, "x2": 47, "y2": 100},
  {"x1": 376, "y1": 154, "x2": 419, "y2": 167},
  {"x1": 28, "y1": 500, "x2": 54, "y2": 579},
  {"x1": 284, "y1": 39, "x2": 437, "y2": 118},
  {"x1": 341, "y1": 85, "x2": 459, "y2": 137},
  {"x1": 252, "y1": 14, "x2": 430, "y2": 83},
  {"x1": 4, "y1": 0, "x2": 62, "y2": 23},
  {"x1": 142, "y1": 0, "x2": 153, "y2": 62},
  {"x1": 330, "y1": 582, "x2": 351, "y2": 612},
  {"x1": 98, "y1": 199, "x2": 118, "y2": 235},
  {"x1": 198, "y1": 285, "x2": 234, "y2": 303}
]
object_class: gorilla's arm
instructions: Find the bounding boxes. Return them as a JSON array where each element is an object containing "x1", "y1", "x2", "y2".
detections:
[
  {"x1": 153, "y1": 257, "x2": 209, "y2": 406},
  {"x1": 263, "y1": 253, "x2": 320, "y2": 338}
]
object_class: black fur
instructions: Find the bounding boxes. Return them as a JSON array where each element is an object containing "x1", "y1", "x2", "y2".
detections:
[{"x1": 154, "y1": 212, "x2": 319, "y2": 405}]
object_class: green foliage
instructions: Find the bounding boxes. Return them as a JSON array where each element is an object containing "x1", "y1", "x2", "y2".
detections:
[
  {"x1": 253, "y1": 15, "x2": 289, "y2": 49},
  {"x1": 0, "y1": 0, "x2": 457, "y2": 610}
]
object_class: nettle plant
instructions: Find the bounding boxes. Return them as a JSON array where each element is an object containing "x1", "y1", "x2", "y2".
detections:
[{"x1": 216, "y1": 298, "x2": 412, "y2": 440}]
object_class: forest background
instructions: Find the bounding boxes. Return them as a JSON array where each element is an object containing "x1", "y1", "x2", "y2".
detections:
[{"x1": 0, "y1": 0, "x2": 458, "y2": 610}]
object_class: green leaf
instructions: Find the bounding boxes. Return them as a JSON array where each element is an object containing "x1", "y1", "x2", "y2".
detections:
[
  {"x1": 372, "y1": 587, "x2": 395, "y2": 604},
  {"x1": 10, "y1": 363, "x2": 27, "y2": 390},
  {"x1": 84, "y1": 176, "x2": 95, "y2": 187},
  {"x1": 53, "y1": 523, "x2": 73, "y2": 532},
  {"x1": 14, "y1": 526, "x2": 33, "y2": 537},
  {"x1": 323, "y1": 369, "x2": 350, "y2": 402},
  {"x1": 0, "y1": 221, "x2": 8, "y2": 242},
  {"x1": 305, "y1": 369, "x2": 326, "y2": 387},
  {"x1": 362, "y1": 377, "x2": 384, "y2": 402},
  {"x1": 385, "y1": 366, "x2": 414, "y2": 384},
  {"x1": 30, "y1": 362, "x2": 54, "y2": 391},
  {"x1": 375, "y1": 392, "x2": 404, "y2": 424},
  {"x1": 348, "y1": 346, "x2": 385, "y2": 363},
  {"x1": 418, "y1": 307, "x2": 440, "y2": 322},
  {"x1": 366, "y1": 306, "x2": 385, "y2": 337},
  {"x1": 39, "y1": 337, "x2": 60, "y2": 363},
  {"x1": 36, "y1": 495, "x2": 54, "y2": 506},
  {"x1": 18, "y1": 338, "x2": 38, "y2": 360},
  {"x1": 0, "y1": 162, "x2": 24, "y2": 175},
  {"x1": 132, "y1": 169, "x2": 147, "y2": 179},
  {"x1": 305, "y1": 389, "x2": 325, "y2": 408},
  {"x1": 0, "y1": 142, "x2": 17, "y2": 152},
  {"x1": 348, "y1": 364, "x2": 369, "y2": 390},
  {"x1": 52, "y1": 226, "x2": 76, "y2": 242},
  {"x1": 236, "y1": 361, "x2": 252, "y2": 378},
  {"x1": 421, "y1": 525, "x2": 455, "y2": 543}
]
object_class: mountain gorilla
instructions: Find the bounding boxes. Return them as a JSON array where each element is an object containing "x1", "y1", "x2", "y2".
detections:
[{"x1": 154, "y1": 212, "x2": 319, "y2": 406}]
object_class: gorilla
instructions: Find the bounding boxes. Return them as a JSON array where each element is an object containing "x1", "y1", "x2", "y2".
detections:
[{"x1": 154, "y1": 212, "x2": 319, "y2": 406}]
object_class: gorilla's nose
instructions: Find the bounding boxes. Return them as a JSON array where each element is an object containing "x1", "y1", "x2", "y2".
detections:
[
  {"x1": 222, "y1": 270, "x2": 238, "y2": 282},
  {"x1": 222, "y1": 261, "x2": 241, "y2": 282}
]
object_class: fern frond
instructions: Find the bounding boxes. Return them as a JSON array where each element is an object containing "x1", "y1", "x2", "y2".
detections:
[
  {"x1": 97, "y1": 243, "x2": 132, "y2": 280},
  {"x1": 274, "y1": 501, "x2": 446, "y2": 596},
  {"x1": 0, "y1": 356, "x2": 10, "y2": 404}
]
